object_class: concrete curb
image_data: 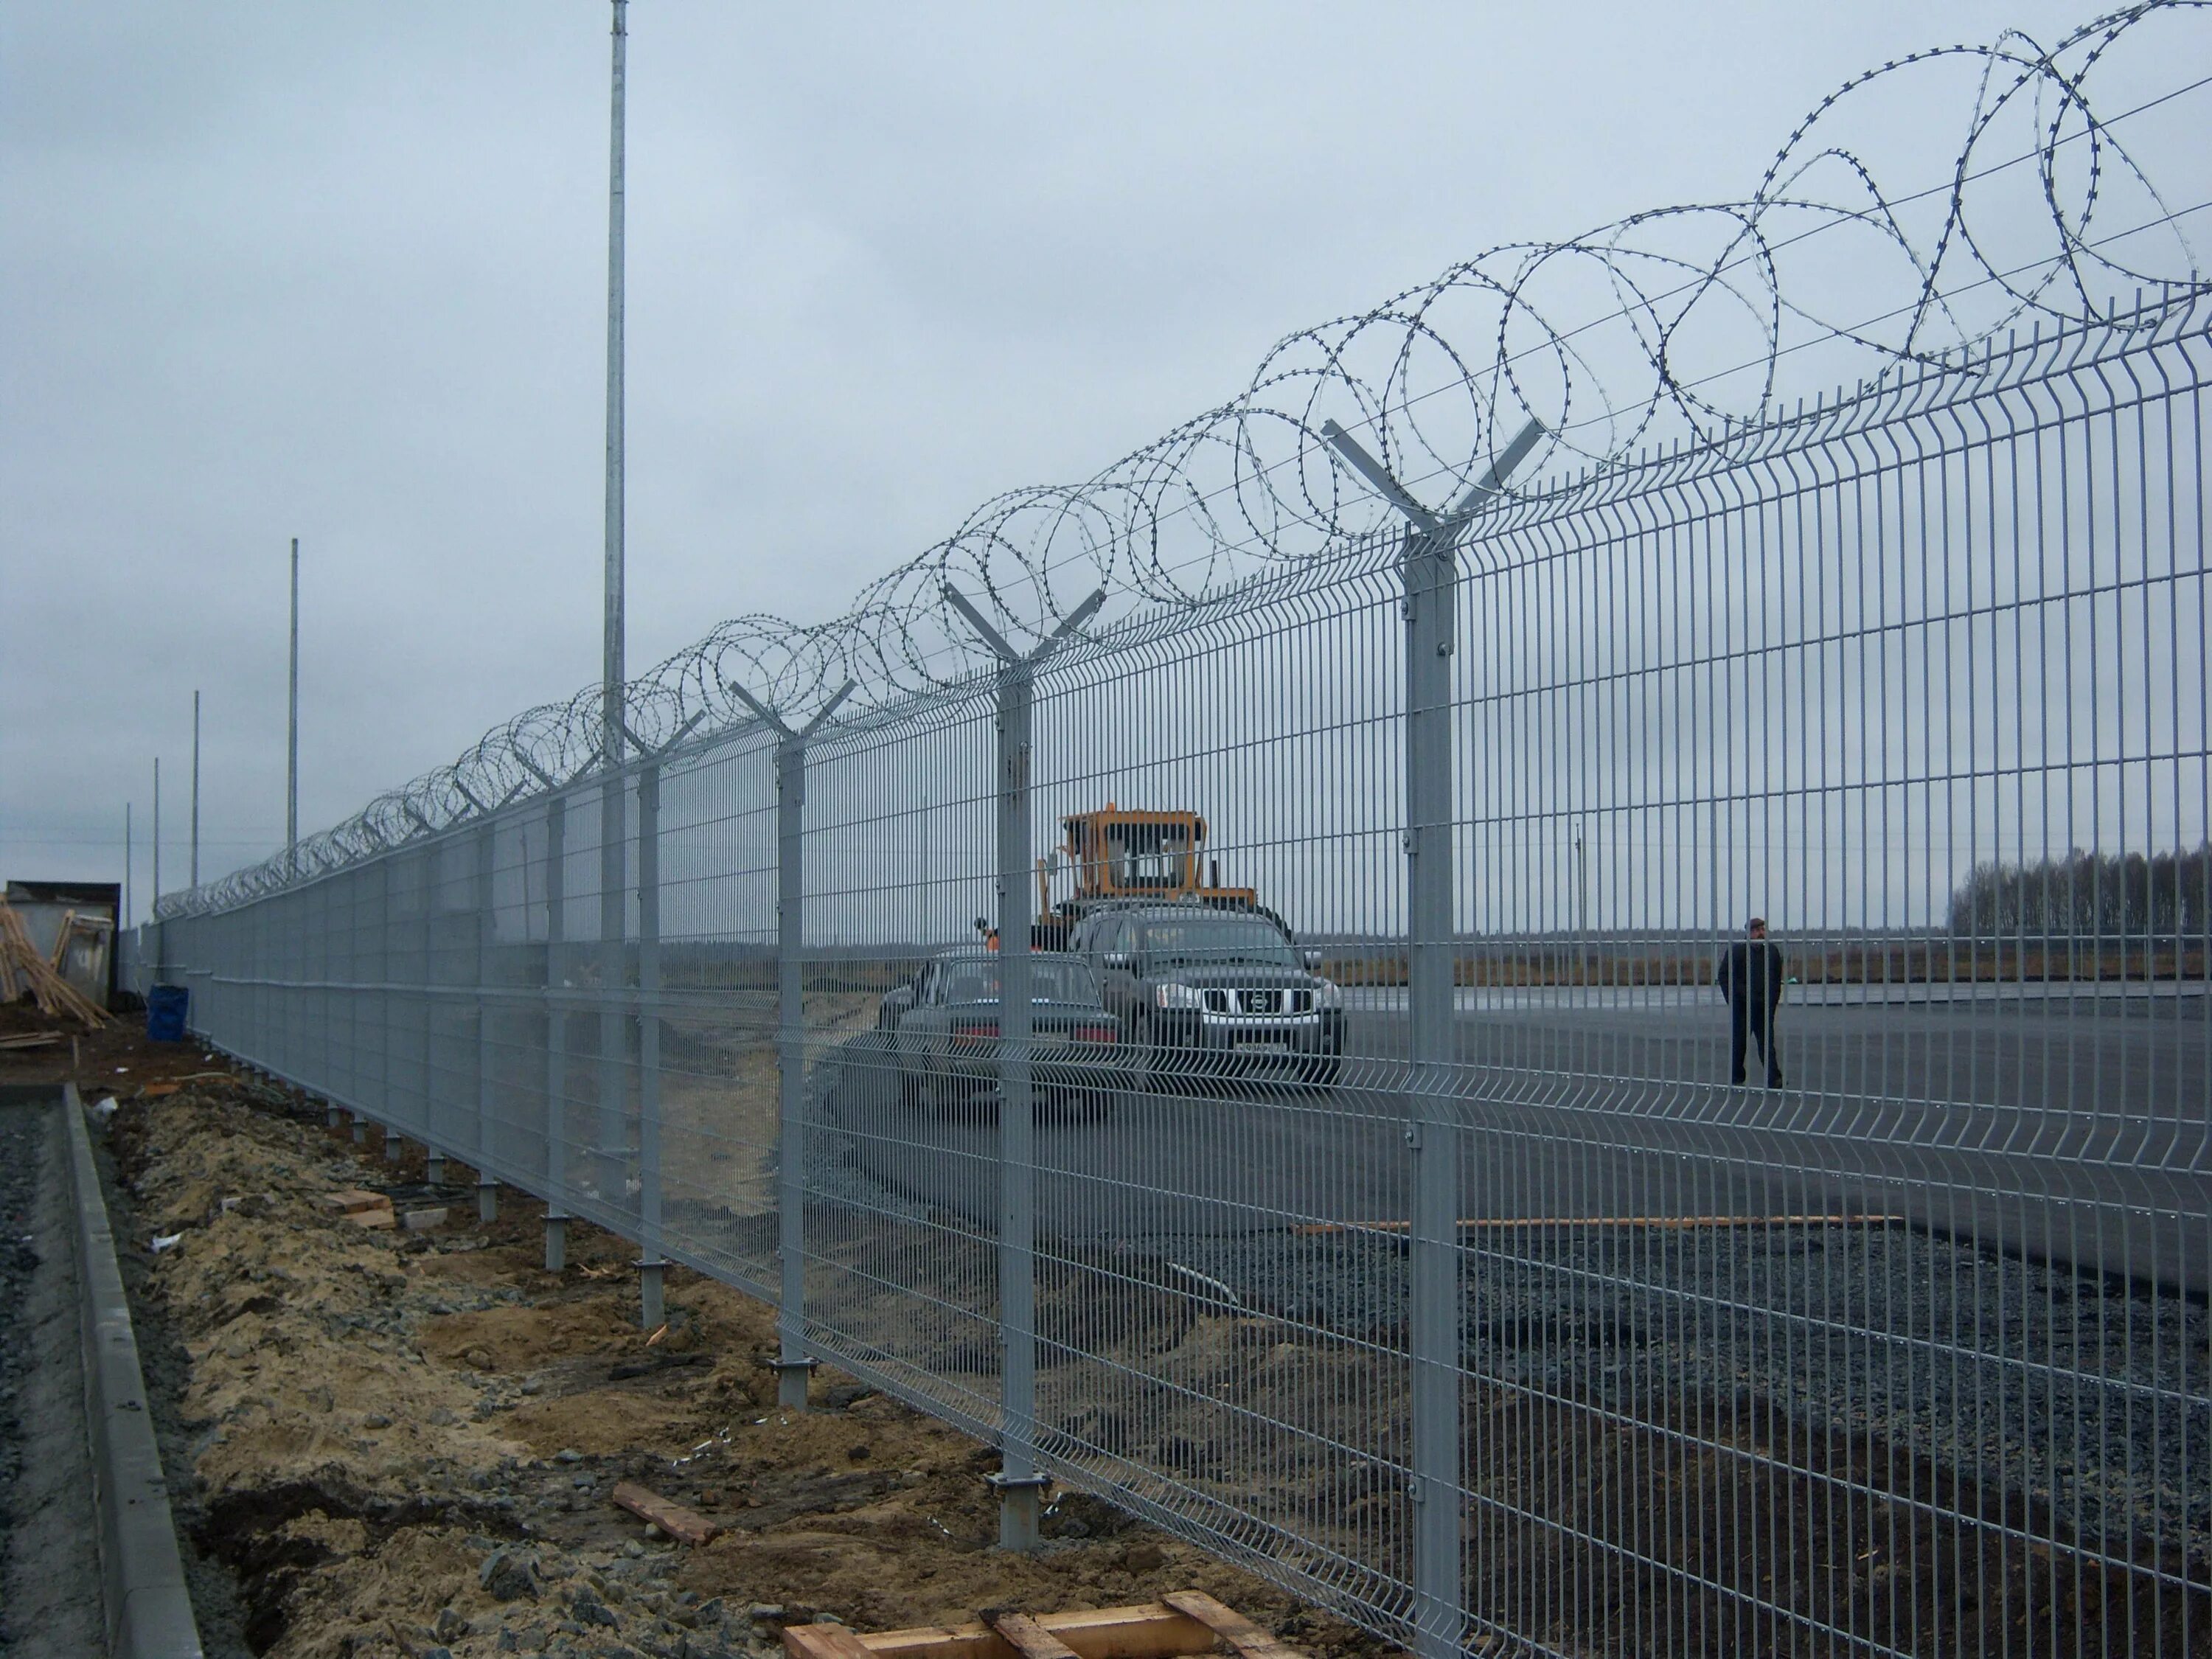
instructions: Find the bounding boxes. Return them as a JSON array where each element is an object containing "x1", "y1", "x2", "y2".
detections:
[{"x1": 63, "y1": 1082, "x2": 205, "y2": 1659}]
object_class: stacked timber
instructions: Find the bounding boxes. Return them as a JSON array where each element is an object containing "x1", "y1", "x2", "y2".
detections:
[{"x1": 0, "y1": 902, "x2": 109, "y2": 1028}]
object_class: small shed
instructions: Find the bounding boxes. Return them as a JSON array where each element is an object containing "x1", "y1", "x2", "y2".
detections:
[{"x1": 4, "y1": 880, "x2": 120, "y2": 1010}]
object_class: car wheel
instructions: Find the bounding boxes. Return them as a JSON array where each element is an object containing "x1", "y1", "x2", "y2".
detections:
[{"x1": 1301, "y1": 1054, "x2": 1342, "y2": 1089}]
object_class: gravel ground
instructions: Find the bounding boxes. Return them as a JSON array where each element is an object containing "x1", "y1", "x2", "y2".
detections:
[
  {"x1": 755, "y1": 1046, "x2": 2212, "y2": 1654},
  {"x1": 799, "y1": 1039, "x2": 2209, "y2": 1577},
  {"x1": 1148, "y1": 1215, "x2": 2211, "y2": 1574},
  {"x1": 791, "y1": 1042, "x2": 2206, "y2": 1577},
  {"x1": 0, "y1": 1093, "x2": 103, "y2": 1658}
]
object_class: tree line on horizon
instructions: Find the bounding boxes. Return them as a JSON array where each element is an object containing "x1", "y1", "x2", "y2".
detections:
[{"x1": 1947, "y1": 845, "x2": 2212, "y2": 941}]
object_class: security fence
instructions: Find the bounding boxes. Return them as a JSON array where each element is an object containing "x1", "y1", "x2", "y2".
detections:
[{"x1": 131, "y1": 13, "x2": 2212, "y2": 1656}]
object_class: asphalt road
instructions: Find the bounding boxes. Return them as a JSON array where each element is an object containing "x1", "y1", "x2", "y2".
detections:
[{"x1": 826, "y1": 992, "x2": 2211, "y2": 1288}]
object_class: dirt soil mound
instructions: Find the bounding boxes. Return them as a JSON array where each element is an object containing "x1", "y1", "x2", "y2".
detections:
[{"x1": 103, "y1": 1071, "x2": 1398, "y2": 1659}]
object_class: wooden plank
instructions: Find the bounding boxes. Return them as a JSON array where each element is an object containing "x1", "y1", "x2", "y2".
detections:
[
  {"x1": 853, "y1": 1605, "x2": 1218, "y2": 1659},
  {"x1": 987, "y1": 1615, "x2": 1082, "y2": 1659},
  {"x1": 1161, "y1": 1593, "x2": 1304, "y2": 1659},
  {"x1": 1296, "y1": 1214, "x2": 1902, "y2": 1235},
  {"x1": 611, "y1": 1479, "x2": 720, "y2": 1545},
  {"x1": 49, "y1": 910, "x2": 76, "y2": 971},
  {"x1": 785, "y1": 1624, "x2": 884, "y2": 1659},
  {"x1": 316, "y1": 1189, "x2": 392, "y2": 1215},
  {"x1": 0, "y1": 904, "x2": 108, "y2": 1028}
]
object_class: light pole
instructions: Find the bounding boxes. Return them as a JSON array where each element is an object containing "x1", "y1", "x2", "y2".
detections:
[
  {"x1": 288, "y1": 537, "x2": 300, "y2": 871},
  {"x1": 602, "y1": 0, "x2": 627, "y2": 756},
  {"x1": 190, "y1": 689, "x2": 201, "y2": 889},
  {"x1": 588, "y1": 0, "x2": 633, "y2": 1254}
]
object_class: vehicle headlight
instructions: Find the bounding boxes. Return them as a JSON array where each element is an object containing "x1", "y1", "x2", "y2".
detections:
[
  {"x1": 1154, "y1": 982, "x2": 1203, "y2": 1010},
  {"x1": 1314, "y1": 980, "x2": 1343, "y2": 1009}
]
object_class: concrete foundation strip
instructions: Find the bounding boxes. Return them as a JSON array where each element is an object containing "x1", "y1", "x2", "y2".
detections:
[{"x1": 63, "y1": 1082, "x2": 205, "y2": 1659}]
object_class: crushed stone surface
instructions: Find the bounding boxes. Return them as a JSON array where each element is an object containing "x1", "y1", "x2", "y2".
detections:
[
  {"x1": 0, "y1": 1095, "x2": 103, "y2": 1657},
  {"x1": 100, "y1": 1068, "x2": 1399, "y2": 1659}
]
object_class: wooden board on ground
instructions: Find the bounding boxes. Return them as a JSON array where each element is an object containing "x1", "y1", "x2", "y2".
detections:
[
  {"x1": 987, "y1": 1615, "x2": 1082, "y2": 1659},
  {"x1": 784, "y1": 1598, "x2": 1289, "y2": 1659},
  {"x1": 785, "y1": 1624, "x2": 882, "y2": 1659},
  {"x1": 1297, "y1": 1213, "x2": 1903, "y2": 1234},
  {"x1": 1160, "y1": 1593, "x2": 1304, "y2": 1659},
  {"x1": 316, "y1": 1189, "x2": 395, "y2": 1227},
  {"x1": 316, "y1": 1189, "x2": 392, "y2": 1216},
  {"x1": 610, "y1": 1480, "x2": 720, "y2": 1546}
]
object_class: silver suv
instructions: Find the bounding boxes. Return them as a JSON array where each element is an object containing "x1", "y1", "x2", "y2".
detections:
[{"x1": 1070, "y1": 905, "x2": 1344, "y2": 1088}]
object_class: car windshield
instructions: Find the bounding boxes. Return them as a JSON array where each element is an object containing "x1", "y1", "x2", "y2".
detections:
[
  {"x1": 1136, "y1": 918, "x2": 1298, "y2": 970},
  {"x1": 940, "y1": 957, "x2": 1100, "y2": 1004}
]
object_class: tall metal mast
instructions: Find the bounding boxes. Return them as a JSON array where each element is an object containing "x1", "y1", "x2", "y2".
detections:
[
  {"x1": 602, "y1": 0, "x2": 627, "y2": 766},
  {"x1": 588, "y1": 0, "x2": 633, "y2": 1246},
  {"x1": 190, "y1": 689, "x2": 201, "y2": 888},
  {"x1": 288, "y1": 537, "x2": 300, "y2": 864}
]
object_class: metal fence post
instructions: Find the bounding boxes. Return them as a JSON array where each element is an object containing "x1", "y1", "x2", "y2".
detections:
[
  {"x1": 319, "y1": 877, "x2": 340, "y2": 1127},
  {"x1": 991, "y1": 654, "x2": 1045, "y2": 1551},
  {"x1": 731, "y1": 682, "x2": 852, "y2": 1412},
  {"x1": 388, "y1": 847, "x2": 417, "y2": 1164},
  {"x1": 1401, "y1": 518, "x2": 1461, "y2": 1659},
  {"x1": 598, "y1": 769, "x2": 629, "y2": 1211},
  {"x1": 636, "y1": 759, "x2": 665, "y2": 1330},
  {"x1": 943, "y1": 584, "x2": 1103, "y2": 1552},
  {"x1": 423, "y1": 842, "x2": 443, "y2": 1183},
  {"x1": 544, "y1": 792, "x2": 569, "y2": 1271},
  {"x1": 1323, "y1": 419, "x2": 1540, "y2": 1659},
  {"x1": 773, "y1": 736, "x2": 811, "y2": 1407},
  {"x1": 475, "y1": 818, "x2": 498, "y2": 1221},
  {"x1": 364, "y1": 853, "x2": 389, "y2": 1147}
]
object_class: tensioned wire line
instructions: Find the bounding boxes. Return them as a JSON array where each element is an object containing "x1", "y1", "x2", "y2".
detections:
[
  {"x1": 164, "y1": 9, "x2": 2212, "y2": 913},
  {"x1": 1334, "y1": 192, "x2": 2212, "y2": 524},
  {"x1": 957, "y1": 67, "x2": 2212, "y2": 560},
  {"x1": 913, "y1": 187, "x2": 2212, "y2": 683},
  {"x1": 824, "y1": 66, "x2": 2212, "y2": 684},
  {"x1": 1053, "y1": 68, "x2": 2212, "y2": 557}
]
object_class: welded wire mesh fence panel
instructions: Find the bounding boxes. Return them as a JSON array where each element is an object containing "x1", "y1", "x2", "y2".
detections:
[
  {"x1": 651, "y1": 734, "x2": 780, "y2": 1297},
  {"x1": 797, "y1": 692, "x2": 1013, "y2": 1442},
  {"x1": 135, "y1": 302, "x2": 2210, "y2": 1655}
]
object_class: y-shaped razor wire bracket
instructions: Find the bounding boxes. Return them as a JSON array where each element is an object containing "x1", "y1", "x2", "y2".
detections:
[{"x1": 1318, "y1": 411, "x2": 1542, "y2": 1659}]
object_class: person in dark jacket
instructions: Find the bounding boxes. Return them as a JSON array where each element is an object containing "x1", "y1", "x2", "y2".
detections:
[{"x1": 1717, "y1": 917, "x2": 1784, "y2": 1086}]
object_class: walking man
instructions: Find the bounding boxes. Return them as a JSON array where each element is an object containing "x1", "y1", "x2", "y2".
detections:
[{"x1": 1717, "y1": 916, "x2": 1785, "y2": 1087}]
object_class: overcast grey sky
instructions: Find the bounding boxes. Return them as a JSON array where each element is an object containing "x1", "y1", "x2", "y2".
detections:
[{"x1": 0, "y1": 1, "x2": 2139, "y2": 917}]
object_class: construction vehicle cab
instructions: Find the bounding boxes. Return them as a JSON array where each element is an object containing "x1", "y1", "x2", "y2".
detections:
[
  {"x1": 1034, "y1": 804, "x2": 1271, "y2": 947},
  {"x1": 1059, "y1": 807, "x2": 1254, "y2": 906}
]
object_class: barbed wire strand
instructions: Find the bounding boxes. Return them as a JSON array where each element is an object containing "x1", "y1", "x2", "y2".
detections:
[{"x1": 163, "y1": 1, "x2": 2212, "y2": 918}]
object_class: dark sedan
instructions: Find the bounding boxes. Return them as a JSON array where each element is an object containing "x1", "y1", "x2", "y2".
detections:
[{"x1": 877, "y1": 950, "x2": 1133, "y2": 1114}]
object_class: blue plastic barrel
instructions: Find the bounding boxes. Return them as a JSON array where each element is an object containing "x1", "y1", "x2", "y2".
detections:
[{"x1": 145, "y1": 984, "x2": 189, "y2": 1043}]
